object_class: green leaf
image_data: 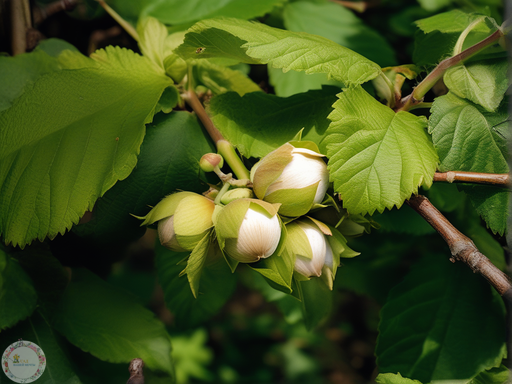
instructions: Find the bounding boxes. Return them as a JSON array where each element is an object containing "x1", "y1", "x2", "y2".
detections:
[
  {"x1": 444, "y1": 58, "x2": 508, "y2": 112},
  {"x1": 0, "y1": 248, "x2": 37, "y2": 330},
  {"x1": 208, "y1": 86, "x2": 339, "y2": 158},
  {"x1": 34, "y1": 37, "x2": 80, "y2": 58},
  {"x1": 268, "y1": 0, "x2": 395, "y2": 96},
  {"x1": 376, "y1": 372, "x2": 423, "y2": 384},
  {"x1": 137, "y1": 16, "x2": 173, "y2": 72},
  {"x1": 468, "y1": 364, "x2": 511, "y2": 384},
  {"x1": 156, "y1": 85, "x2": 180, "y2": 113},
  {"x1": 0, "y1": 310, "x2": 83, "y2": 384},
  {"x1": 186, "y1": 233, "x2": 212, "y2": 298},
  {"x1": 323, "y1": 86, "x2": 438, "y2": 215},
  {"x1": 413, "y1": 11, "x2": 501, "y2": 66},
  {"x1": 53, "y1": 269, "x2": 173, "y2": 376},
  {"x1": 0, "y1": 42, "x2": 59, "y2": 113},
  {"x1": 429, "y1": 93, "x2": 509, "y2": 234},
  {"x1": 298, "y1": 277, "x2": 333, "y2": 330},
  {"x1": 249, "y1": 245, "x2": 295, "y2": 293},
  {"x1": 415, "y1": 10, "x2": 494, "y2": 34},
  {"x1": 429, "y1": 92, "x2": 508, "y2": 173},
  {"x1": 268, "y1": 68, "x2": 342, "y2": 97},
  {"x1": 137, "y1": 17, "x2": 189, "y2": 83},
  {"x1": 376, "y1": 253, "x2": 506, "y2": 383},
  {"x1": 417, "y1": 0, "x2": 452, "y2": 12},
  {"x1": 458, "y1": 184, "x2": 509, "y2": 236},
  {"x1": 73, "y1": 111, "x2": 214, "y2": 244},
  {"x1": 0, "y1": 46, "x2": 171, "y2": 248},
  {"x1": 283, "y1": 1, "x2": 396, "y2": 68},
  {"x1": 143, "y1": 0, "x2": 285, "y2": 26},
  {"x1": 193, "y1": 60, "x2": 261, "y2": 96},
  {"x1": 156, "y1": 244, "x2": 236, "y2": 329},
  {"x1": 175, "y1": 17, "x2": 381, "y2": 86}
]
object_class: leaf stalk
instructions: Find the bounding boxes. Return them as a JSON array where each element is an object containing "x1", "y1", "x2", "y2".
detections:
[
  {"x1": 396, "y1": 28, "x2": 504, "y2": 111},
  {"x1": 96, "y1": 0, "x2": 139, "y2": 41}
]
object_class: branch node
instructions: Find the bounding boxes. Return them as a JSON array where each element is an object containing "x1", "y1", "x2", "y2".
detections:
[
  {"x1": 446, "y1": 171, "x2": 455, "y2": 183},
  {"x1": 127, "y1": 358, "x2": 144, "y2": 384}
]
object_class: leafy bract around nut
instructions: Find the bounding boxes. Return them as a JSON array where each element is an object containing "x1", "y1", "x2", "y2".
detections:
[
  {"x1": 138, "y1": 191, "x2": 197, "y2": 226},
  {"x1": 251, "y1": 142, "x2": 329, "y2": 217},
  {"x1": 138, "y1": 192, "x2": 215, "y2": 251},
  {"x1": 215, "y1": 198, "x2": 282, "y2": 263}
]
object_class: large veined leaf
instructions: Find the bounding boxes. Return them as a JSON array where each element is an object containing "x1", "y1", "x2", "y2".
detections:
[
  {"x1": 175, "y1": 17, "x2": 381, "y2": 86},
  {"x1": 283, "y1": 1, "x2": 396, "y2": 67},
  {"x1": 429, "y1": 92, "x2": 508, "y2": 173},
  {"x1": 376, "y1": 253, "x2": 506, "y2": 383},
  {"x1": 73, "y1": 111, "x2": 214, "y2": 245},
  {"x1": 208, "y1": 86, "x2": 339, "y2": 158},
  {"x1": 458, "y1": 184, "x2": 509, "y2": 236},
  {"x1": 0, "y1": 41, "x2": 60, "y2": 113},
  {"x1": 443, "y1": 58, "x2": 508, "y2": 112},
  {"x1": 53, "y1": 269, "x2": 174, "y2": 376},
  {"x1": 143, "y1": 0, "x2": 285, "y2": 25},
  {"x1": 268, "y1": 0, "x2": 395, "y2": 97},
  {"x1": 429, "y1": 92, "x2": 509, "y2": 235},
  {"x1": 108, "y1": 0, "x2": 284, "y2": 29},
  {"x1": 413, "y1": 10, "x2": 502, "y2": 66},
  {"x1": 0, "y1": 247, "x2": 37, "y2": 330},
  {"x1": 0, "y1": 310, "x2": 84, "y2": 384},
  {"x1": 0, "y1": 46, "x2": 171, "y2": 248},
  {"x1": 322, "y1": 86, "x2": 438, "y2": 215}
]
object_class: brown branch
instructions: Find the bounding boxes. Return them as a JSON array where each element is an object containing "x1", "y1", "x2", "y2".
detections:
[
  {"x1": 11, "y1": 0, "x2": 30, "y2": 55},
  {"x1": 33, "y1": 0, "x2": 77, "y2": 26},
  {"x1": 434, "y1": 171, "x2": 511, "y2": 186},
  {"x1": 396, "y1": 28, "x2": 503, "y2": 111},
  {"x1": 407, "y1": 195, "x2": 511, "y2": 297},
  {"x1": 127, "y1": 358, "x2": 144, "y2": 384}
]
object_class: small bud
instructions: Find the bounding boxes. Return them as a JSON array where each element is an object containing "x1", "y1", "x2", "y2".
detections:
[
  {"x1": 220, "y1": 188, "x2": 254, "y2": 205},
  {"x1": 215, "y1": 199, "x2": 282, "y2": 263},
  {"x1": 199, "y1": 153, "x2": 224, "y2": 173},
  {"x1": 251, "y1": 142, "x2": 329, "y2": 217}
]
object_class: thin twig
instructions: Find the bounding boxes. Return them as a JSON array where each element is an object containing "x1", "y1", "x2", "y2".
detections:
[
  {"x1": 127, "y1": 358, "x2": 144, "y2": 384},
  {"x1": 434, "y1": 171, "x2": 510, "y2": 186},
  {"x1": 396, "y1": 28, "x2": 503, "y2": 111},
  {"x1": 96, "y1": 0, "x2": 139, "y2": 41},
  {"x1": 11, "y1": 0, "x2": 30, "y2": 55},
  {"x1": 407, "y1": 195, "x2": 512, "y2": 297},
  {"x1": 33, "y1": 0, "x2": 78, "y2": 26}
]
